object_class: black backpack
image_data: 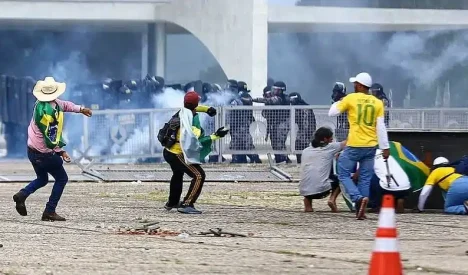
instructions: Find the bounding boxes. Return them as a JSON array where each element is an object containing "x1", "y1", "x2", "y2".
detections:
[
  {"x1": 158, "y1": 113, "x2": 180, "y2": 147},
  {"x1": 450, "y1": 155, "x2": 468, "y2": 175}
]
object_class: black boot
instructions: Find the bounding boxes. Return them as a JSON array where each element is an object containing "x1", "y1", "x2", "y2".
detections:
[
  {"x1": 13, "y1": 191, "x2": 28, "y2": 216},
  {"x1": 41, "y1": 212, "x2": 66, "y2": 222}
]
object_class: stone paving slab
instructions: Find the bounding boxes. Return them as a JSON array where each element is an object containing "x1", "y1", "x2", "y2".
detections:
[{"x1": 0, "y1": 180, "x2": 467, "y2": 275}]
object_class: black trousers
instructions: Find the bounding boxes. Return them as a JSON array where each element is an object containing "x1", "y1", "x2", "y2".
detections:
[{"x1": 163, "y1": 149, "x2": 206, "y2": 206}]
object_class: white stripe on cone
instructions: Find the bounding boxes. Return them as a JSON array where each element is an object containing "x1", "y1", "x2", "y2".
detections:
[
  {"x1": 373, "y1": 237, "x2": 399, "y2": 252},
  {"x1": 378, "y1": 208, "x2": 396, "y2": 228}
]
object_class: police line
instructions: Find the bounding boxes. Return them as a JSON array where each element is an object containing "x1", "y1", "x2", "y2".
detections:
[{"x1": 74, "y1": 106, "x2": 468, "y2": 163}]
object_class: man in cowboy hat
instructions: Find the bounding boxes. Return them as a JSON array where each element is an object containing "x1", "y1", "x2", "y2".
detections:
[{"x1": 12, "y1": 77, "x2": 93, "y2": 221}]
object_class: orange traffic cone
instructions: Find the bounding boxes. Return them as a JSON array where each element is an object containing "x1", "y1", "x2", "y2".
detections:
[{"x1": 368, "y1": 195, "x2": 403, "y2": 275}]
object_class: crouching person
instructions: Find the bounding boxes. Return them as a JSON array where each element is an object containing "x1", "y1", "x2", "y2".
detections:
[
  {"x1": 418, "y1": 157, "x2": 468, "y2": 215},
  {"x1": 162, "y1": 91, "x2": 228, "y2": 214},
  {"x1": 299, "y1": 127, "x2": 346, "y2": 212},
  {"x1": 369, "y1": 149, "x2": 411, "y2": 213},
  {"x1": 13, "y1": 77, "x2": 93, "y2": 221}
]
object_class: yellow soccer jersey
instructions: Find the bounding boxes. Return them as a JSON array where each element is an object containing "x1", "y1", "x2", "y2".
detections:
[{"x1": 336, "y1": 93, "x2": 384, "y2": 147}]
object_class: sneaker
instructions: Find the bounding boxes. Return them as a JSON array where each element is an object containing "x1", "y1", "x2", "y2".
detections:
[
  {"x1": 164, "y1": 201, "x2": 182, "y2": 211},
  {"x1": 13, "y1": 192, "x2": 28, "y2": 216},
  {"x1": 177, "y1": 205, "x2": 202, "y2": 214},
  {"x1": 41, "y1": 212, "x2": 66, "y2": 222},
  {"x1": 464, "y1": 200, "x2": 468, "y2": 213},
  {"x1": 356, "y1": 197, "x2": 369, "y2": 220}
]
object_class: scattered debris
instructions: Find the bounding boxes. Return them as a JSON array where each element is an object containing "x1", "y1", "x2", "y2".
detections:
[
  {"x1": 198, "y1": 228, "x2": 248, "y2": 238},
  {"x1": 416, "y1": 267, "x2": 423, "y2": 271},
  {"x1": 45, "y1": 270, "x2": 53, "y2": 275},
  {"x1": 114, "y1": 221, "x2": 182, "y2": 237},
  {"x1": 178, "y1": 233, "x2": 190, "y2": 239},
  {"x1": 0, "y1": 244, "x2": 3, "y2": 248}
]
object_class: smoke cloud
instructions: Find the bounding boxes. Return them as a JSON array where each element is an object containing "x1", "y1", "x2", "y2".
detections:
[{"x1": 270, "y1": 28, "x2": 468, "y2": 107}]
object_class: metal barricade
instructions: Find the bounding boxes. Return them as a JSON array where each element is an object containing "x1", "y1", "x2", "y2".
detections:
[
  {"x1": 78, "y1": 106, "x2": 468, "y2": 165},
  {"x1": 80, "y1": 108, "x2": 221, "y2": 163},
  {"x1": 221, "y1": 105, "x2": 293, "y2": 155}
]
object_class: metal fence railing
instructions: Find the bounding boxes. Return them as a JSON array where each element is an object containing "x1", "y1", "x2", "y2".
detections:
[{"x1": 74, "y1": 106, "x2": 468, "y2": 163}]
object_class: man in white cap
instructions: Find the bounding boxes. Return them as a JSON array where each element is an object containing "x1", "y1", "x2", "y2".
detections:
[
  {"x1": 328, "y1": 72, "x2": 390, "y2": 220},
  {"x1": 12, "y1": 77, "x2": 92, "y2": 221}
]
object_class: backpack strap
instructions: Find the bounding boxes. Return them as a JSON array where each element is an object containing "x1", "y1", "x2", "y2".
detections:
[{"x1": 435, "y1": 171, "x2": 455, "y2": 186}]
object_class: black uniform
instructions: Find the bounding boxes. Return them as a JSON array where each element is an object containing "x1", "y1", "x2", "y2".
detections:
[
  {"x1": 254, "y1": 81, "x2": 291, "y2": 164},
  {"x1": 331, "y1": 82, "x2": 349, "y2": 142},
  {"x1": 370, "y1": 83, "x2": 390, "y2": 127},
  {"x1": 228, "y1": 82, "x2": 261, "y2": 164},
  {"x1": 289, "y1": 92, "x2": 316, "y2": 164}
]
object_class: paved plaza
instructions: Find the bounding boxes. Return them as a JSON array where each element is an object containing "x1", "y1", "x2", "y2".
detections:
[{"x1": 0, "y1": 162, "x2": 467, "y2": 275}]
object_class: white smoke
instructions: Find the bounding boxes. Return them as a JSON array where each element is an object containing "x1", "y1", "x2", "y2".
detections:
[
  {"x1": 98, "y1": 87, "x2": 236, "y2": 164},
  {"x1": 381, "y1": 30, "x2": 468, "y2": 89}
]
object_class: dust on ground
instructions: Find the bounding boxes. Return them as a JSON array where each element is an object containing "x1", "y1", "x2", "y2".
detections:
[{"x1": 1, "y1": 180, "x2": 467, "y2": 275}]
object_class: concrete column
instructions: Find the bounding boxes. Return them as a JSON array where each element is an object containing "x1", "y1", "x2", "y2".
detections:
[
  {"x1": 147, "y1": 23, "x2": 156, "y2": 76},
  {"x1": 141, "y1": 25, "x2": 149, "y2": 79},
  {"x1": 155, "y1": 22, "x2": 166, "y2": 78},
  {"x1": 154, "y1": 0, "x2": 268, "y2": 97},
  {"x1": 250, "y1": 0, "x2": 269, "y2": 98}
]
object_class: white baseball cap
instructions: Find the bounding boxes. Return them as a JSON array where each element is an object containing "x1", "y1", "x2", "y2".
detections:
[
  {"x1": 349, "y1": 72, "x2": 372, "y2": 88},
  {"x1": 433, "y1": 157, "x2": 449, "y2": 166}
]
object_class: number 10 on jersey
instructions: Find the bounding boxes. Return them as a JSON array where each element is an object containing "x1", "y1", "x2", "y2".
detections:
[{"x1": 357, "y1": 104, "x2": 376, "y2": 126}]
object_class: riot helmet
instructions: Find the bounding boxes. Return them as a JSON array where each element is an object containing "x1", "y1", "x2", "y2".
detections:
[
  {"x1": 288, "y1": 92, "x2": 302, "y2": 105},
  {"x1": 212, "y1": 83, "x2": 222, "y2": 92},
  {"x1": 263, "y1": 86, "x2": 272, "y2": 98},
  {"x1": 332, "y1": 82, "x2": 347, "y2": 102},
  {"x1": 202, "y1": 82, "x2": 213, "y2": 95},
  {"x1": 271, "y1": 81, "x2": 286, "y2": 96},
  {"x1": 184, "y1": 82, "x2": 195, "y2": 93},
  {"x1": 238, "y1": 81, "x2": 248, "y2": 93},
  {"x1": 370, "y1": 83, "x2": 384, "y2": 98},
  {"x1": 225, "y1": 79, "x2": 238, "y2": 93}
]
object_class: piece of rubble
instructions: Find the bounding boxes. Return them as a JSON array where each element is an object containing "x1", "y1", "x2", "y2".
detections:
[{"x1": 178, "y1": 233, "x2": 190, "y2": 238}]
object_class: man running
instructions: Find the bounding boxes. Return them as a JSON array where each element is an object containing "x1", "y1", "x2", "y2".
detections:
[{"x1": 328, "y1": 72, "x2": 390, "y2": 220}]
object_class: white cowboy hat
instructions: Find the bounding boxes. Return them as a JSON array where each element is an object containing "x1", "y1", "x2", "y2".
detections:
[{"x1": 32, "y1": 77, "x2": 66, "y2": 102}]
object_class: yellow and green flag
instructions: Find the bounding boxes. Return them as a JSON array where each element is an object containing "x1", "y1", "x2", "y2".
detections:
[
  {"x1": 33, "y1": 101, "x2": 65, "y2": 149},
  {"x1": 389, "y1": 141, "x2": 430, "y2": 192}
]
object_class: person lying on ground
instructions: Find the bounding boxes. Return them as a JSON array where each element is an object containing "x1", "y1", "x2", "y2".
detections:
[{"x1": 299, "y1": 127, "x2": 346, "y2": 213}]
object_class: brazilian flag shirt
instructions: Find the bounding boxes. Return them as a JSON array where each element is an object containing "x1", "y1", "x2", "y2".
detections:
[{"x1": 28, "y1": 99, "x2": 81, "y2": 153}]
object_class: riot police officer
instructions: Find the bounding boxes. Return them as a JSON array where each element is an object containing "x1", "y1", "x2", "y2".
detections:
[
  {"x1": 225, "y1": 79, "x2": 239, "y2": 94},
  {"x1": 370, "y1": 83, "x2": 390, "y2": 126},
  {"x1": 332, "y1": 82, "x2": 349, "y2": 142},
  {"x1": 289, "y1": 92, "x2": 316, "y2": 164},
  {"x1": 253, "y1": 81, "x2": 291, "y2": 163},
  {"x1": 228, "y1": 82, "x2": 261, "y2": 163}
]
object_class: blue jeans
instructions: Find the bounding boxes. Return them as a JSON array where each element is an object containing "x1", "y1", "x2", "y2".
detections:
[
  {"x1": 338, "y1": 146, "x2": 377, "y2": 203},
  {"x1": 21, "y1": 149, "x2": 69, "y2": 213},
  {"x1": 445, "y1": 177, "x2": 468, "y2": 215}
]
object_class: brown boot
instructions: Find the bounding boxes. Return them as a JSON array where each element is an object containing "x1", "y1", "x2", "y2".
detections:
[{"x1": 42, "y1": 212, "x2": 66, "y2": 222}]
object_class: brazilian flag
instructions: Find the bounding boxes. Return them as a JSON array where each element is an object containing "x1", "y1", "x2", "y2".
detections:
[
  {"x1": 339, "y1": 141, "x2": 430, "y2": 211},
  {"x1": 389, "y1": 141, "x2": 430, "y2": 192}
]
